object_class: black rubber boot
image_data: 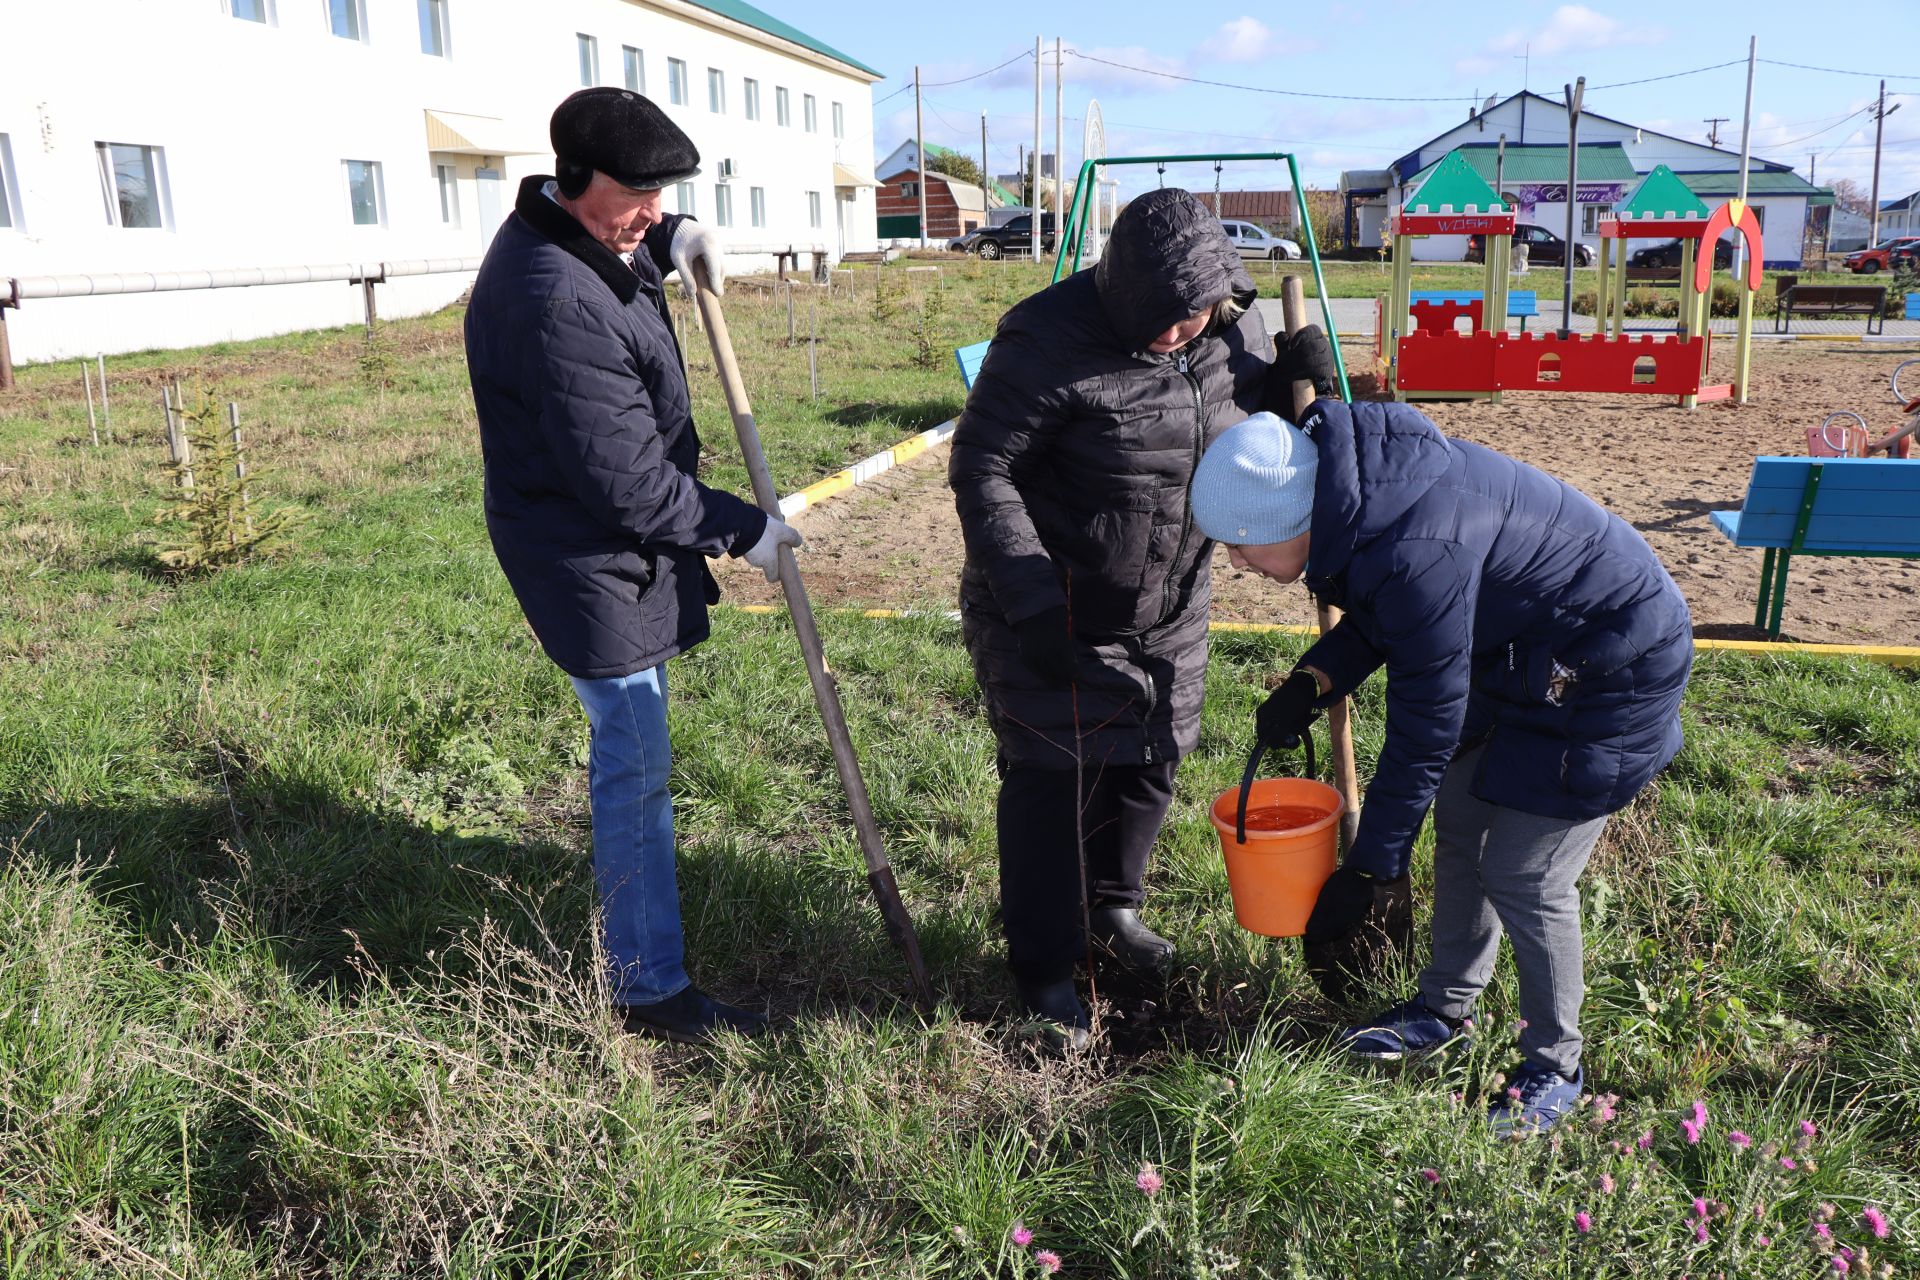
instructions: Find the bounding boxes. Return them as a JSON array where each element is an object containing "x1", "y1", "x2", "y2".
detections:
[
  {"x1": 618, "y1": 986, "x2": 769, "y2": 1043},
  {"x1": 1088, "y1": 907, "x2": 1174, "y2": 978},
  {"x1": 1016, "y1": 977, "x2": 1091, "y2": 1052}
]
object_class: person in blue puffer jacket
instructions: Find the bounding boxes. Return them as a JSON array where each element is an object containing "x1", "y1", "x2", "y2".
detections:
[{"x1": 1188, "y1": 400, "x2": 1693, "y2": 1135}]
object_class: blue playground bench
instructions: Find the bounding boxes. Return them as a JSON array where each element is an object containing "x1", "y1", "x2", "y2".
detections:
[
  {"x1": 955, "y1": 339, "x2": 991, "y2": 390},
  {"x1": 1411, "y1": 289, "x2": 1539, "y2": 331},
  {"x1": 1710, "y1": 456, "x2": 1920, "y2": 637},
  {"x1": 1904, "y1": 294, "x2": 1920, "y2": 321}
]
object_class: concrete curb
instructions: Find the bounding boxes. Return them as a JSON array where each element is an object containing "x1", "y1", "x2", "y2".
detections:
[{"x1": 777, "y1": 418, "x2": 957, "y2": 519}]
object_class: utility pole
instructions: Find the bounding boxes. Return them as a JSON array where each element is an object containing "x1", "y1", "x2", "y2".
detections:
[
  {"x1": 1560, "y1": 77, "x2": 1584, "y2": 339},
  {"x1": 1018, "y1": 144, "x2": 1026, "y2": 204},
  {"x1": 1870, "y1": 79, "x2": 1900, "y2": 246},
  {"x1": 1735, "y1": 37, "x2": 1757, "y2": 406},
  {"x1": 1054, "y1": 36, "x2": 1063, "y2": 257},
  {"x1": 914, "y1": 65, "x2": 927, "y2": 249},
  {"x1": 1705, "y1": 117, "x2": 1728, "y2": 148},
  {"x1": 1032, "y1": 35, "x2": 1042, "y2": 263},
  {"x1": 981, "y1": 113, "x2": 990, "y2": 210}
]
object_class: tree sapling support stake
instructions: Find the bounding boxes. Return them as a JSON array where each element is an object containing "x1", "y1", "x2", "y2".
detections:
[{"x1": 689, "y1": 262, "x2": 936, "y2": 1012}]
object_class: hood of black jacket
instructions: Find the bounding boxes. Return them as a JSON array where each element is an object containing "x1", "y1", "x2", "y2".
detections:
[
  {"x1": 1303, "y1": 399, "x2": 1455, "y2": 588},
  {"x1": 1094, "y1": 188, "x2": 1256, "y2": 354}
]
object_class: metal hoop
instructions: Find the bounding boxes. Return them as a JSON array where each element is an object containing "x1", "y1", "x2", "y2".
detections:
[
  {"x1": 1819, "y1": 410, "x2": 1869, "y2": 453},
  {"x1": 1893, "y1": 359, "x2": 1920, "y2": 405}
]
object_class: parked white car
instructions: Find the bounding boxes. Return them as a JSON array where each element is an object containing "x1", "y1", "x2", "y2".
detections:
[{"x1": 1220, "y1": 219, "x2": 1301, "y2": 261}]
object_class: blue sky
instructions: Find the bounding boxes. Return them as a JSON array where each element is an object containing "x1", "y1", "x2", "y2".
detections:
[{"x1": 791, "y1": 1, "x2": 1920, "y2": 206}]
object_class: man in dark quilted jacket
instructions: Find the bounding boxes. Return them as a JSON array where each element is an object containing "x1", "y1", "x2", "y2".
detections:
[
  {"x1": 465, "y1": 89, "x2": 800, "y2": 1043},
  {"x1": 1190, "y1": 403, "x2": 1692, "y2": 1134}
]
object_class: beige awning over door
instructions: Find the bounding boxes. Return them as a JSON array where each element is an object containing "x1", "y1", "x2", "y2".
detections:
[
  {"x1": 424, "y1": 110, "x2": 544, "y2": 157},
  {"x1": 833, "y1": 163, "x2": 876, "y2": 188}
]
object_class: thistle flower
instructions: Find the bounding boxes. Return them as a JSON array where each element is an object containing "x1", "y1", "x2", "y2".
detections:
[
  {"x1": 1814, "y1": 1222, "x2": 1833, "y2": 1240},
  {"x1": 1638, "y1": 1130, "x2": 1655, "y2": 1151},
  {"x1": 1800, "y1": 1119, "x2": 1819, "y2": 1138},
  {"x1": 1862, "y1": 1206, "x2": 1890, "y2": 1240},
  {"x1": 1011, "y1": 1224, "x2": 1033, "y2": 1248},
  {"x1": 1598, "y1": 1173, "x2": 1616, "y2": 1195},
  {"x1": 1576, "y1": 1211, "x2": 1593, "y2": 1234},
  {"x1": 1681, "y1": 1118, "x2": 1702, "y2": 1144},
  {"x1": 1781, "y1": 1157, "x2": 1799, "y2": 1171},
  {"x1": 1420, "y1": 1168, "x2": 1441, "y2": 1184},
  {"x1": 1833, "y1": 1258, "x2": 1850, "y2": 1273},
  {"x1": 1136, "y1": 1164, "x2": 1163, "y2": 1197},
  {"x1": 1035, "y1": 1249, "x2": 1062, "y2": 1274},
  {"x1": 1728, "y1": 1130, "x2": 1752, "y2": 1149},
  {"x1": 1694, "y1": 1198, "x2": 1711, "y2": 1220},
  {"x1": 1758, "y1": 1236, "x2": 1773, "y2": 1248},
  {"x1": 1694, "y1": 1222, "x2": 1710, "y2": 1243}
]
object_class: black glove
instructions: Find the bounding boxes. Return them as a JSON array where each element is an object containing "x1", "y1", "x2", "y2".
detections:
[
  {"x1": 1256, "y1": 670, "x2": 1321, "y2": 749},
  {"x1": 1013, "y1": 606, "x2": 1077, "y2": 687},
  {"x1": 1303, "y1": 864, "x2": 1415, "y2": 1006},
  {"x1": 1276, "y1": 325, "x2": 1340, "y2": 399}
]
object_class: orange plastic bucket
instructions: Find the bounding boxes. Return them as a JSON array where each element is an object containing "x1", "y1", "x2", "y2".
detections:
[{"x1": 1210, "y1": 776, "x2": 1343, "y2": 938}]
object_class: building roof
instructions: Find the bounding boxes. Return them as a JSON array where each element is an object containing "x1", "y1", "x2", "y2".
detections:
[
  {"x1": 1615, "y1": 165, "x2": 1708, "y2": 219},
  {"x1": 679, "y1": 0, "x2": 881, "y2": 77},
  {"x1": 1879, "y1": 190, "x2": 1920, "y2": 211},
  {"x1": 1339, "y1": 169, "x2": 1393, "y2": 195},
  {"x1": 909, "y1": 141, "x2": 1019, "y2": 205},
  {"x1": 1407, "y1": 143, "x2": 1640, "y2": 187},
  {"x1": 1675, "y1": 169, "x2": 1832, "y2": 204},
  {"x1": 1214, "y1": 190, "x2": 1294, "y2": 219}
]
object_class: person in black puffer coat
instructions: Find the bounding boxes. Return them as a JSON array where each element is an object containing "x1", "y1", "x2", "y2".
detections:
[
  {"x1": 949, "y1": 188, "x2": 1338, "y2": 1042},
  {"x1": 1189, "y1": 401, "x2": 1693, "y2": 1133}
]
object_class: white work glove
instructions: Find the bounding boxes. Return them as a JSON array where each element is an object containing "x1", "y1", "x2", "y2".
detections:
[
  {"x1": 669, "y1": 219, "x2": 726, "y2": 298},
  {"x1": 742, "y1": 517, "x2": 803, "y2": 582}
]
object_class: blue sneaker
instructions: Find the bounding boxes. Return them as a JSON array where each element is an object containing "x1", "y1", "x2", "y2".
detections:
[
  {"x1": 1336, "y1": 994, "x2": 1466, "y2": 1062},
  {"x1": 1488, "y1": 1061, "x2": 1585, "y2": 1137}
]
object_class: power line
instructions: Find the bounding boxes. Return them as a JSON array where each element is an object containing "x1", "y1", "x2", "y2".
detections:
[
  {"x1": 1585, "y1": 59, "x2": 1745, "y2": 90},
  {"x1": 1759, "y1": 57, "x2": 1920, "y2": 82},
  {"x1": 876, "y1": 48, "x2": 1035, "y2": 104}
]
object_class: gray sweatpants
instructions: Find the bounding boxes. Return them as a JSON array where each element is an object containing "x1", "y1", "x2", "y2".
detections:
[{"x1": 1418, "y1": 744, "x2": 1609, "y2": 1079}]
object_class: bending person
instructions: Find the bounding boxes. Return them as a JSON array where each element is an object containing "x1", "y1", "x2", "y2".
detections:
[
  {"x1": 1188, "y1": 403, "x2": 1692, "y2": 1132},
  {"x1": 949, "y1": 188, "x2": 1336, "y2": 1047}
]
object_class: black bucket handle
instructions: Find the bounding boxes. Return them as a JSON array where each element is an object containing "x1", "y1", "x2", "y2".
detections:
[{"x1": 1235, "y1": 728, "x2": 1318, "y2": 845}]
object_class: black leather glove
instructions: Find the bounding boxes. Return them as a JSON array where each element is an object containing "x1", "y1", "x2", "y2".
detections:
[
  {"x1": 1276, "y1": 325, "x2": 1340, "y2": 399},
  {"x1": 1013, "y1": 606, "x2": 1077, "y2": 687},
  {"x1": 1256, "y1": 669, "x2": 1321, "y2": 749},
  {"x1": 1303, "y1": 864, "x2": 1415, "y2": 1006}
]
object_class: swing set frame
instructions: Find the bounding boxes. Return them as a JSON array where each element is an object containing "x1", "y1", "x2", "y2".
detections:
[{"x1": 1050, "y1": 151, "x2": 1352, "y2": 399}]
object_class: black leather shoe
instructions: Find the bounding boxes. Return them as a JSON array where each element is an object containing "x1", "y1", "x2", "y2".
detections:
[
  {"x1": 1089, "y1": 907, "x2": 1174, "y2": 978},
  {"x1": 1016, "y1": 977, "x2": 1091, "y2": 1052},
  {"x1": 618, "y1": 986, "x2": 769, "y2": 1043}
]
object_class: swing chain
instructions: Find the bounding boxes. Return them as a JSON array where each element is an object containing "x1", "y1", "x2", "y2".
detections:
[
  {"x1": 1156, "y1": 162, "x2": 1166, "y2": 189},
  {"x1": 1213, "y1": 161, "x2": 1224, "y2": 217}
]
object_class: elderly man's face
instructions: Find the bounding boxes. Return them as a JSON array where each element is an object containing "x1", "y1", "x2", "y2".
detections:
[{"x1": 562, "y1": 172, "x2": 665, "y2": 255}]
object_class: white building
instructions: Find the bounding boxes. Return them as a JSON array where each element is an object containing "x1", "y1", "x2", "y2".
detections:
[
  {"x1": 1340, "y1": 91, "x2": 1829, "y2": 267},
  {"x1": 0, "y1": 0, "x2": 880, "y2": 365}
]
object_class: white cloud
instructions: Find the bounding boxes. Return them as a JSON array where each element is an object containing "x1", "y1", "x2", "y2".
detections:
[
  {"x1": 1194, "y1": 17, "x2": 1319, "y2": 64},
  {"x1": 1487, "y1": 5, "x2": 1665, "y2": 58}
]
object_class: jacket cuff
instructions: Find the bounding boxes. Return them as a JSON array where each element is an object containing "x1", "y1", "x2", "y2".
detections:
[{"x1": 727, "y1": 505, "x2": 770, "y2": 557}]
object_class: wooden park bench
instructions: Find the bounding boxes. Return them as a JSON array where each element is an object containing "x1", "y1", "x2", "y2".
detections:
[
  {"x1": 1410, "y1": 289, "x2": 1539, "y2": 331},
  {"x1": 1625, "y1": 266, "x2": 1682, "y2": 288},
  {"x1": 1774, "y1": 283, "x2": 1887, "y2": 334},
  {"x1": 838, "y1": 249, "x2": 900, "y2": 266},
  {"x1": 1710, "y1": 456, "x2": 1920, "y2": 636}
]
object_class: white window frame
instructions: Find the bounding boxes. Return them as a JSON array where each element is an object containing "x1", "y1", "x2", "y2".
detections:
[
  {"x1": 775, "y1": 86, "x2": 790, "y2": 127},
  {"x1": 576, "y1": 34, "x2": 599, "y2": 86},
  {"x1": 96, "y1": 142, "x2": 171, "y2": 230},
  {"x1": 803, "y1": 94, "x2": 817, "y2": 133},
  {"x1": 708, "y1": 67, "x2": 725, "y2": 113},
  {"x1": 832, "y1": 101, "x2": 844, "y2": 140},
  {"x1": 227, "y1": 0, "x2": 275, "y2": 24},
  {"x1": 0, "y1": 135, "x2": 19, "y2": 232},
  {"x1": 325, "y1": 0, "x2": 367, "y2": 40},
  {"x1": 807, "y1": 190, "x2": 821, "y2": 229},
  {"x1": 667, "y1": 58, "x2": 688, "y2": 105},
  {"x1": 436, "y1": 162, "x2": 460, "y2": 226},
  {"x1": 713, "y1": 183, "x2": 732, "y2": 227},
  {"x1": 344, "y1": 158, "x2": 386, "y2": 227},
  {"x1": 676, "y1": 180, "x2": 694, "y2": 216},
  {"x1": 749, "y1": 186, "x2": 766, "y2": 227},
  {"x1": 417, "y1": 0, "x2": 450, "y2": 57},
  {"x1": 743, "y1": 77, "x2": 760, "y2": 121},
  {"x1": 623, "y1": 45, "x2": 644, "y2": 93}
]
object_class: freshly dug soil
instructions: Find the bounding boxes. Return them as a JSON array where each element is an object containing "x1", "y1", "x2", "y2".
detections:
[{"x1": 715, "y1": 341, "x2": 1920, "y2": 646}]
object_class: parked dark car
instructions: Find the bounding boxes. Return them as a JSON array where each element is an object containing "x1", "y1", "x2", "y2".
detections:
[
  {"x1": 1627, "y1": 237, "x2": 1735, "y2": 270},
  {"x1": 1466, "y1": 222, "x2": 1596, "y2": 267},
  {"x1": 1842, "y1": 237, "x2": 1920, "y2": 274},
  {"x1": 971, "y1": 213, "x2": 1057, "y2": 260}
]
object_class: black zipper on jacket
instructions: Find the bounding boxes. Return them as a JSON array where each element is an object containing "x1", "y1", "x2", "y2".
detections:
[{"x1": 1160, "y1": 351, "x2": 1207, "y2": 626}]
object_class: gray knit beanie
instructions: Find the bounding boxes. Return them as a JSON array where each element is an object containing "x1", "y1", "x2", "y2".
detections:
[{"x1": 1189, "y1": 412, "x2": 1319, "y2": 544}]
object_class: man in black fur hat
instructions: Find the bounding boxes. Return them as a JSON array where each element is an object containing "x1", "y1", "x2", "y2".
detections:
[{"x1": 465, "y1": 88, "x2": 801, "y2": 1043}]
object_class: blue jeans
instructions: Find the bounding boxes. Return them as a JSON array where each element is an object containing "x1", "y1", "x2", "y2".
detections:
[{"x1": 569, "y1": 665, "x2": 690, "y2": 1006}]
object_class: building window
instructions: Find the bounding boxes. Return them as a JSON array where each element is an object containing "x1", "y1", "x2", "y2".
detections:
[
  {"x1": 0, "y1": 136, "x2": 17, "y2": 230},
  {"x1": 713, "y1": 183, "x2": 732, "y2": 227},
  {"x1": 417, "y1": 0, "x2": 449, "y2": 56},
  {"x1": 803, "y1": 94, "x2": 817, "y2": 133},
  {"x1": 1580, "y1": 205, "x2": 1602, "y2": 236},
  {"x1": 576, "y1": 34, "x2": 599, "y2": 86},
  {"x1": 327, "y1": 0, "x2": 365, "y2": 40},
  {"x1": 899, "y1": 180, "x2": 920, "y2": 199},
  {"x1": 623, "y1": 45, "x2": 643, "y2": 93},
  {"x1": 228, "y1": 0, "x2": 273, "y2": 23},
  {"x1": 708, "y1": 67, "x2": 725, "y2": 113},
  {"x1": 807, "y1": 190, "x2": 821, "y2": 229},
  {"x1": 344, "y1": 159, "x2": 384, "y2": 226},
  {"x1": 832, "y1": 101, "x2": 844, "y2": 140},
  {"x1": 676, "y1": 181, "x2": 694, "y2": 216},
  {"x1": 743, "y1": 78, "x2": 760, "y2": 121},
  {"x1": 436, "y1": 163, "x2": 460, "y2": 226},
  {"x1": 749, "y1": 186, "x2": 766, "y2": 227},
  {"x1": 775, "y1": 86, "x2": 790, "y2": 126},
  {"x1": 96, "y1": 142, "x2": 168, "y2": 229},
  {"x1": 668, "y1": 58, "x2": 688, "y2": 105}
]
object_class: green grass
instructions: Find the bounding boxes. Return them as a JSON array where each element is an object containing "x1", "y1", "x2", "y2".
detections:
[{"x1": 3, "y1": 292, "x2": 1918, "y2": 1277}]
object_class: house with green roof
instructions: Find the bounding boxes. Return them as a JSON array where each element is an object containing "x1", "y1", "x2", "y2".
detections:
[
  {"x1": 877, "y1": 139, "x2": 1020, "y2": 207},
  {"x1": 1341, "y1": 90, "x2": 1831, "y2": 266}
]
